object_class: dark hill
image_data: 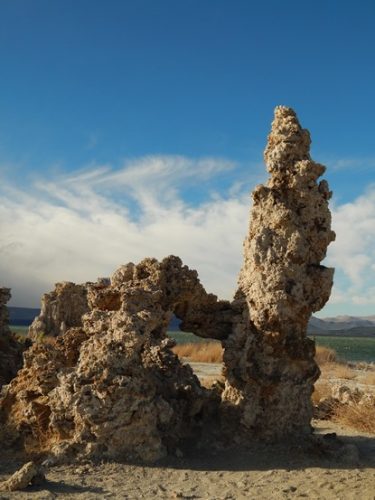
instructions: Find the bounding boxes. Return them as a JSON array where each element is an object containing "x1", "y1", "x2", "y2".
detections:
[{"x1": 8, "y1": 307, "x2": 40, "y2": 326}]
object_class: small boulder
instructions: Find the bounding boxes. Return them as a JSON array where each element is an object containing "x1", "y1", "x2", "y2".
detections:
[{"x1": 0, "y1": 462, "x2": 45, "y2": 491}]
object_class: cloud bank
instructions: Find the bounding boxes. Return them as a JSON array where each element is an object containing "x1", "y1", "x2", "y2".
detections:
[
  {"x1": 0, "y1": 156, "x2": 255, "y2": 306},
  {"x1": 326, "y1": 185, "x2": 375, "y2": 312},
  {"x1": 1, "y1": 155, "x2": 375, "y2": 316}
]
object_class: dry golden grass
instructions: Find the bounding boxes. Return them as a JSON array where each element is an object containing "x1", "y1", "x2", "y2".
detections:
[
  {"x1": 176, "y1": 343, "x2": 344, "y2": 366},
  {"x1": 315, "y1": 345, "x2": 337, "y2": 365},
  {"x1": 333, "y1": 403, "x2": 375, "y2": 434},
  {"x1": 172, "y1": 342, "x2": 223, "y2": 363},
  {"x1": 314, "y1": 346, "x2": 356, "y2": 380},
  {"x1": 312, "y1": 346, "x2": 375, "y2": 433},
  {"x1": 312, "y1": 381, "x2": 331, "y2": 405},
  {"x1": 361, "y1": 371, "x2": 375, "y2": 386},
  {"x1": 321, "y1": 362, "x2": 356, "y2": 380}
]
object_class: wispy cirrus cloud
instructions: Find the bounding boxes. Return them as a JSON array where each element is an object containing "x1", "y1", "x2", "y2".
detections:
[
  {"x1": 2, "y1": 154, "x2": 375, "y2": 316},
  {"x1": 0, "y1": 155, "x2": 255, "y2": 306},
  {"x1": 329, "y1": 156, "x2": 375, "y2": 172}
]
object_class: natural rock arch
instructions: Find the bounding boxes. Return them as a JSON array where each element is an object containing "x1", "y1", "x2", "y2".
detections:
[
  {"x1": 1, "y1": 256, "x2": 231, "y2": 462},
  {"x1": 0, "y1": 106, "x2": 335, "y2": 462}
]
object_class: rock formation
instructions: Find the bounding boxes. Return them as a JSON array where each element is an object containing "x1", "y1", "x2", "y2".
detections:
[
  {"x1": 0, "y1": 462, "x2": 45, "y2": 492},
  {"x1": 0, "y1": 106, "x2": 335, "y2": 461},
  {"x1": 221, "y1": 106, "x2": 335, "y2": 440},
  {"x1": 28, "y1": 282, "x2": 90, "y2": 340},
  {"x1": 0, "y1": 257, "x2": 231, "y2": 462},
  {"x1": 28, "y1": 274, "x2": 234, "y2": 342},
  {"x1": 0, "y1": 288, "x2": 25, "y2": 388}
]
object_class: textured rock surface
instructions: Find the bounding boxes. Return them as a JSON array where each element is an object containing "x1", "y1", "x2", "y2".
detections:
[
  {"x1": 1, "y1": 106, "x2": 336, "y2": 461},
  {"x1": 1, "y1": 257, "x2": 228, "y2": 462},
  {"x1": 28, "y1": 275, "x2": 234, "y2": 342},
  {"x1": 28, "y1": 282, "x2": 89, "y2": 340},
  {"x1": 0, "y1": 288, "x2": 25, "y2": 388},
  {"x1": 221, "y1": 106, "x2": 335, "y2": 440},
  {"x1": 0, "y1": 462, "x2": 44, "y2": 491}
]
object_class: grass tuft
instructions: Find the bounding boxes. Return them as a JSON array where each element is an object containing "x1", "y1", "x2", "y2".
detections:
[
  {"x1": 333, "y1": 403, "x2": 375, "y2": 434},
  {"x1": 172, "y1": 342, "x2": 223, "y2": 363},
  {"x1": 315, "y1": 345, "x2": 337, "y2": 365},
  {"x1": 321, "y1": 362, "x2": 356, "y2": 380},
  {"x1": 361, "y1": 371, "x2": 375, "y2": 386},
  {"x1": 312, "y1": 381, "x2": 331, "y2": 405}
]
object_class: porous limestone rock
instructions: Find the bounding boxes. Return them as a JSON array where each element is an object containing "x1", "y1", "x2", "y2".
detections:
[
  {"x1": 28, "y1": 274, "x2": 234, "y2": 342},
  {"x1": 1, "y1": 105, "x2": 336, "y2": 461},
  {"x1": 0, "y1": 288, "x2": 25, "y2": 388},
  {"x1": 1, "y1": 257, "x2": 229, "y2": 462},
  {"x1": 331, "y1": 384, "x2": 363, "y2": 405},
  {"x1": 221, "y1": 106, "x2": 335, "y2": 440},
  {"x1": 28, "y1": 282, "x2": 90, "y2": 339},
  {"x1": 0, "y1": 462, "x2": 44, "y2": 492}
]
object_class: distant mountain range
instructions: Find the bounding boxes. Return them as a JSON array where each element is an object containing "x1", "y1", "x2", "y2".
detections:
[
  {"x1": 7, "y1": 307, "x2": 375, "y2": 337},
  {"x1": 310, "y1": 315, "x2": 375, "y2": 330},
  {"x1": 308, "y1": 315, "x2": 375, "y2": 337}
]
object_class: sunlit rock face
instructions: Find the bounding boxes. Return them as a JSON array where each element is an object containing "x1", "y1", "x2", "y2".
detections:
[
  {"x1": 0, "y1": 106, "x2": 335, "y2": 460},
  {"x1": 221, "y1": 106, "x2": 335, "y2": 440},
  {"x1": 28, "y1": 282, "x2": 90, "y2": 340},
  {"x1": 0, "y1": 257, "x2": 228, "y2": 462},
  {"x1": 0, "y1": 288, "x2": 25, "y2": 388}
]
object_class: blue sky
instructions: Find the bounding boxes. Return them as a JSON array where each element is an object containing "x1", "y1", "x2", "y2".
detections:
[{"x1": 1, "y1": 0, "x2": 375, "y2": 316}]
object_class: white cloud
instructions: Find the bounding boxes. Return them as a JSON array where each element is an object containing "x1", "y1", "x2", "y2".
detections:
[
  {"x1": 2, "y1": 155, "x2": 375, "y2": 316},
  {"x1": 0, "y1": 156, "x2": 252, "y2": 306},
  {"x1": 330, "y1": 156, "x2": 375, "y2": 172},
  {"x1": 326, "y1": 185, "x2": 375, "y2": 311}
]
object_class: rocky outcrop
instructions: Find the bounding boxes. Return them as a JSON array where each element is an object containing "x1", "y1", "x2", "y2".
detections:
[
  {"x1": 28, "y1": 282, "x2": 90, "y2": 340},
  {"x1": 0, "y1": 257, "x2": 230, "y2": 462},
  {"x1": 28, "y1": 274, "x2": 234, "y2": 342},
  {"x1": 0, "y1": 288, "x2": 25, "y2": 388},
  {"x1": 1, "y1": 106, "x2": 335, "y2": 461},
  {"x1": 238, "y1": 106, "x2": 335, "y2": 336},
  {"x1": 221, "y1": 106, "x2": 335, "y2": 440}
]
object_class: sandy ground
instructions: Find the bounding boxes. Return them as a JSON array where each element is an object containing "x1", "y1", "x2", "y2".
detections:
[
  {"x1": 1, "y1": 362, "x2": 374, "y2": 499},
  {"x1": 0, "y1": 420, "x2": 374, "y2": 500}
]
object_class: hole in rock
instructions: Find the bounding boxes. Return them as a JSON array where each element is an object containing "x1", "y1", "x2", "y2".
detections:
[{"x1": 167, "y1": 315, "x2": 224, "y2": 389}]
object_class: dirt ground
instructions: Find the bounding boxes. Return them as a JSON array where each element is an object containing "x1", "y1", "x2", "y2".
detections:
[
  {"x1": 1, "y1": 362, "x2": 374, "y2": 499},
  {"x1": 0, "y1": 419, "x2": 374, "y2": 500}
]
